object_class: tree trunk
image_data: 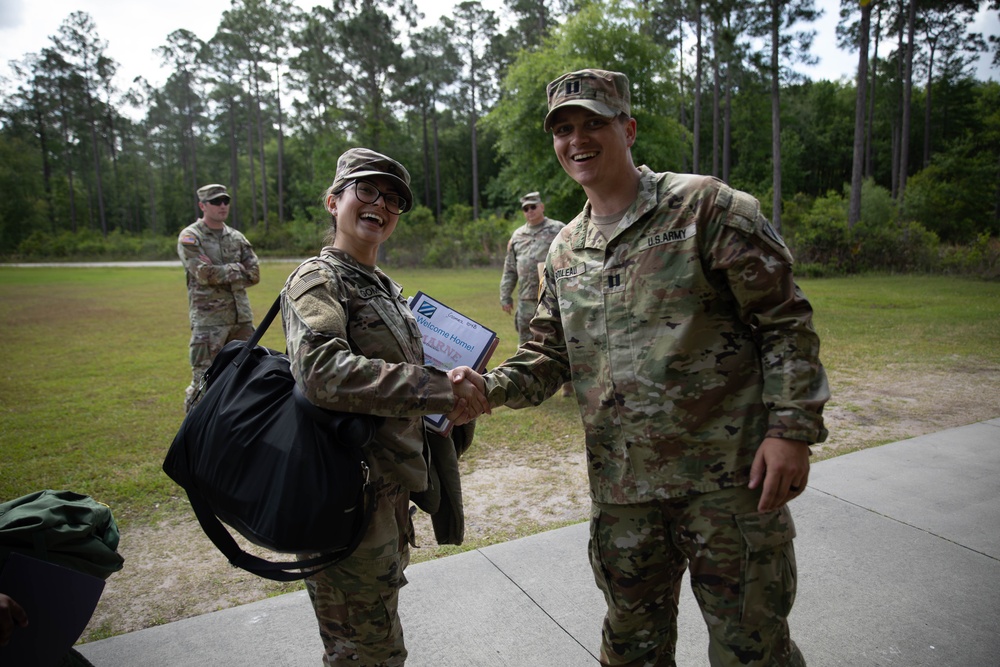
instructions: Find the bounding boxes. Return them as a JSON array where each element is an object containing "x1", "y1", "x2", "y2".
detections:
[
  {"x1": 58, "y1": 86, "x2": 78, "y2": 233},
  {"x1": 147, "y1": 161, "x2": 157, "y2": 234},
  {"x1": 897, "y1": 0, "x2": 916, "y2": 205},
  {"x1": 470, "y1": 75, "x2": 480, "y2": 220},
  {"x1": 866, "y1": 6, "x2": 881, "y2": 178},
  {"x1": 253, "y1": 68, "x2": 269, "y2": 232},
  {"x1": 229, "y1": 102, "x2": 241, "y2": 229},
  {"x1": 421, "y1": 101, "x2": 431, "y2": 208},
  {"x1": 184, "y1": 72, "x2": 198, "y2": 210},
  {"x1": 433, "y1": 110, "x2": 442, "y2": 222},
  {"x1": 277, "y1": 68, "x2": 285, "y2": 226},
  {"x1": 769, "y1": 0, "x2": 782, "y2": 231},
  {"x1": 86, "y1": 109, "x2": 108, "y2": 236},
  {"x1": 922, "y1": 42, "x2": 936, "y2": 168},
  {"x1": 712, "y1": 19, "x2": 721, "y2": 179},
  {"x1": 83, "y1": 84, "x2": 108, "y2": 236},
  {"x1": 849, "y1": 1, "x2": 872, "y2": 228},
  {"x1": 723, "y1": 57, "x2": 732, "y2": 184},
  {"x1": 246, "y1": 100, "x2": 259, "y2": 228},
  {"x1": 678, "y1": 15, "x2": 688, "y2": 172},
  {"x1": 33, "y1": 99, "x2": 56, "y2": 233},
  {"x1": 693, "y1": 4, "x2": 703, "y2": 174}
]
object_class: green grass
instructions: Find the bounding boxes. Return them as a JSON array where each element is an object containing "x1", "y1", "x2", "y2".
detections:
[{"x1": 2, "y1": 266, "x2": 999, "y2": 530}]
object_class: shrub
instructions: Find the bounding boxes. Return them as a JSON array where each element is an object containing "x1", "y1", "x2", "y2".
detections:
[
  {"x1": 794, "y1": 191, "x2": 851, "y2": 270},
  {"x1": 940, "y1": 232, "x2": 1000, "y2": 278}
]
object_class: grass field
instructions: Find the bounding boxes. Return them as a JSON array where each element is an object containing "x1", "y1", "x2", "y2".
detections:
[{"x1": 2, "y1": 264, "x2": 999, "y2": 531}]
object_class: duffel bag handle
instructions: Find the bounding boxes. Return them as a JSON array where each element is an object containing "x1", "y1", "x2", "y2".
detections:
[{"x1": 186, "y1": 477, "x2": 375, "y2": 582}]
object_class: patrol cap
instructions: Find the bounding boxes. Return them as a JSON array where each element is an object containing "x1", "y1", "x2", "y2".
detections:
[
  {"x1": 543, "y1": 69, "x2": 631, "y2": 132},
  {"x1": 197, "y1": 184, "x2": 228, "y2": 202},
  {"x1": 520, "y1": 192, "x2": 542, "y2": 206},
  {"x1": 330, "y1": 147, "x2": 413, "y2": 213}
]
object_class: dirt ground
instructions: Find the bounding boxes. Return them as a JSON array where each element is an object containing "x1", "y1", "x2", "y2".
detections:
[{"x1": 84, "y1": 363, "x2": 1000, "y2": 641}]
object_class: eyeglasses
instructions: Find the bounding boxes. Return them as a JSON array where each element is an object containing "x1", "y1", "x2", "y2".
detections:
[
  {"x1": 347, "y1": 180, "x2": 407, "y2": 214},
  {"x1": 522, "y1": 204, "x2": 537, "y2": 212},
  {"x1": 207, "y1": 196, "x2": 231, "y2": 206}
]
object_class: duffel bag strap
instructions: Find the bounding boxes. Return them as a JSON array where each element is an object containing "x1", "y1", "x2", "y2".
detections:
[
  {"x1": 185, "y1": 469, "x2": 375, "y2": 582},
  {"x1": 233, "y1": 295, "x2": 282, "y2": 367}
]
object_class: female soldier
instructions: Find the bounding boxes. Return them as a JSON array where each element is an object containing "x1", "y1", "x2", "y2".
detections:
[{"x1": 281, "y1": 148, "x2": 485, "y2": 666}]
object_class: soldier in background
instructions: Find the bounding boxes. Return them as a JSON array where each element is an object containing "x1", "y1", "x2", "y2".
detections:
[
  {"x1": 453, "y1": 69, "x2": 830, "y2": 666},
  {"x1": 499, "y1": 191, "x2": 571, "y2": 396},
  {"x1": 177, "y1": 184, "x2": 260, "y2": 412}
]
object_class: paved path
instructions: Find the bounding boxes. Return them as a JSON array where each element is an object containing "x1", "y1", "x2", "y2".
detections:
[{"x1": 78, "y1": 419, "x2": 1000, "y2": 666}]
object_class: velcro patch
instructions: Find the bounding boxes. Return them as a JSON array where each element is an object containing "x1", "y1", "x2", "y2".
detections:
[
  {"x1": 179, "y1": 234, "x2": 198, "y2": 245},
  {"x1": 728, "y1": 190, "x2": 760, "y2": 221},
  {"x1": 287, "y1": 268, "x2": 327, "y2": 300}
]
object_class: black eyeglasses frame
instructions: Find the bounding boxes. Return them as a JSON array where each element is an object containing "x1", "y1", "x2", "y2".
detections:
[{"x1": 345, "y1": 180, "x2": 407, "y2": 214}]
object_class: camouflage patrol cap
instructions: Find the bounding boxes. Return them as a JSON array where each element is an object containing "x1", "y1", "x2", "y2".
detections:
[
  {"x1": 197, "y1": 184, "x2": 228, "y2": 202},
  {"x1": 543, "y1": 69, "x2": 631, "y2": 132},
  {"x1": 330, "y1": 147, "x2": 413, "y2": 213},
  {"x1": 520, "y1": 191, "x2": 542, "y2": 206}
]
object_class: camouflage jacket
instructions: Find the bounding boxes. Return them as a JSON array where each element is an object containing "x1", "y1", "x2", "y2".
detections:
[
  {"x1": 483, "y1": 167, "x2": 830, "y2": 504},
  {"x1": 177, "y1": 220, "x2": 260, "y2": 326},
  {"x1": 500, "y1": 218, "x2": 566, "y2": 305},
  {"x1": 281, "y1": 248, "x2": 456, "y2": 492}
]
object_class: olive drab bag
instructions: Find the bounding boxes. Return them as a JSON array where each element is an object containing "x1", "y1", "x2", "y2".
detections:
[
  {"x1": 0, "y1": 489, "x2": 124, "y2": 580},
  {"x1": 163, "y1": 294, "x2": 379, "y2": 582}
]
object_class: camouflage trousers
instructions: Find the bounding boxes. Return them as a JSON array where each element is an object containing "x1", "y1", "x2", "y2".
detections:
[
  {"x1": 184, "y1": 322, "x2": 254, "y2": 412},
  {"x1": 590, "y1": 486, "x2": 804, "y2": 667},
  {"x1": 300, "y1": 483, "x2": 413, "y2": 667},
  {"x1": 514, "y1": 299, "x2": 536, "y2": 346}
]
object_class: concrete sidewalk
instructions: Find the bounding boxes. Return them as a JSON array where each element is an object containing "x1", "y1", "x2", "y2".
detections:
[{"x1": 78, "y1": 418, "x2": 1000, "y2": 667}]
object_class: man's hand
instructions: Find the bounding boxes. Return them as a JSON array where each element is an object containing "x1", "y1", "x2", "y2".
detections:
[
  {"x1": 0, "y1": 593, "x2": 28, "y2": 647},
  {"x1": 446, "y1": 367, "x2": 490, "y2": 424},
  {"x1": 501, "y1": 303, "x2": 513, "y2": 314},
  {"x1": 446, "y1": 367, "x2": 490, "y2": 425},
  {"x1": 748, "y1": 437, "x2": 810, "y2": 512}
]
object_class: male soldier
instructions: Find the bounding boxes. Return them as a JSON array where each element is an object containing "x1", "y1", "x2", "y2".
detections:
[
  {"x1": 499, "y1": 191, "x2": 571, "y2": 396},
  {"x1": 453, "y1": 69, "x2": 829, "y2": 666},
  {"x1": 177, "y1": 184, "x2": 260, "y2": 412}
]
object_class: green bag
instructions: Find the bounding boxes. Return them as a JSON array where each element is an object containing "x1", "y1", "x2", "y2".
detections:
[{"x1": 0, "y1": 490, "x2": 124, "y2": 580}]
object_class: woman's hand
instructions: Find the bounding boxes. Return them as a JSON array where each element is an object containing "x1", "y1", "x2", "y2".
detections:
[{"x1": 446, "y1": 367, "x2": 490, "y2": 425}]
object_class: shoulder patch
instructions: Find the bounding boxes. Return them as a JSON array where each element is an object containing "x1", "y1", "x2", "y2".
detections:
[
  {"x1": 716, "y1": 185, "x2": 762, "y2": 235},
  {"x1": 179, "y1": 234, "x2": 198, "y2": 245},
  {"x1": 715, "y1": 185, "x2": 760, "y2": 219},
  {"x1": 729, "y1": 190, "x2": 760, "y2": 221},
  {"x1": 287, "y1": 268, "x2": 328, "y2": 300}
]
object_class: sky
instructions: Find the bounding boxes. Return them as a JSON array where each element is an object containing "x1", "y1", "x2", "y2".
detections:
[{"x1": 0, "y1": 0, "x2": 997, "y2": 98}]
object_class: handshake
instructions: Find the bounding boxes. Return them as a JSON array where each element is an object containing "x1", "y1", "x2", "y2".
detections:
[{"x1": 444, "y1": 367, "x2": 490, "y2": 426}]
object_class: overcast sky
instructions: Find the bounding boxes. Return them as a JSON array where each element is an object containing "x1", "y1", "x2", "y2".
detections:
[{"x1": 1, "y1": 0, "x2": 997, "y2": 99}]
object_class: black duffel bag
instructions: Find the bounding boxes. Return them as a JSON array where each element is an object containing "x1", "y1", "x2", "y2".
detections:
[{"x1": 163, "y1": 295, "x2": 378, "y2": 581}]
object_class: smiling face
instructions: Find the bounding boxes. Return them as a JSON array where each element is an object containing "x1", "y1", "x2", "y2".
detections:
[
  {"x1": 329, "y1": 175, "x2": 402, "y2": 265},
  {"x1": 550, "y1": 107, "x2": 637, "y2": 206}
]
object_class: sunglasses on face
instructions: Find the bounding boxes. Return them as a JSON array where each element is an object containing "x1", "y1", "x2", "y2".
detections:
[
  {"x1": 207, "y1": 196, "x2": 231, "y2": 206},
  {"x1": 522, "y1": 204, "x2": 537, "y2": 212}
]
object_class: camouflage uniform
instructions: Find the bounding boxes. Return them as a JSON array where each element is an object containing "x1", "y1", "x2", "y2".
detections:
[
  {"x1": 500, "y1": 216, "x2": 565, "y2": 344},
  {"x1": 177, "y1": 218, "x2": 259, "y2": 412},
  {"x1": 282, "y1": 247, "x2": 457, "y2": 666},
  {"x1": 482, "y1": 168, "x2": 829, "y2": 666}
]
